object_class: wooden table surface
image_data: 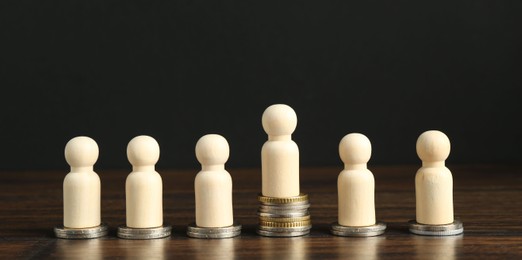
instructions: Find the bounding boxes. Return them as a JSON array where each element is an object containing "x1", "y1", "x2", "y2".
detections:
[{"x1": 1, "y1": 165, "x2": 521, "y2": 259}]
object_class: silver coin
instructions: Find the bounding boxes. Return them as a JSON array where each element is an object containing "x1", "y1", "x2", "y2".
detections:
[
  {"x1": 117, "y1": 224, "x2": 172, "y2": 239},
  {"x1": 256, "y1": 228, "x2": 310, "y2": 237},
  {"x1": 409, "y1": 220, "x2": 463, "y2": 236},
  {"x1": 258, "y1": 210, "x2": 309, "y2": 218},
  {"x1": 330, "y1": 222, "x2": 386, "y2": 237},
  {"x1": 259, "y1": 203, "x2": 310, "y2": 211},
  {"x1": 186, "y1": 223, "x2": 241, "y2": 239},
  {"x1": 54, "y1": 223, "x2": 109, "y2": 239},
  {"x1": 258, "y1": 225, "x2": 312, "y2": 233}
]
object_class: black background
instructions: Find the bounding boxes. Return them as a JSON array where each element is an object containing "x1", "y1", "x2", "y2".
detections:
[{"x1": 1, "y1": 1, "x2": 521, "y2": 170}]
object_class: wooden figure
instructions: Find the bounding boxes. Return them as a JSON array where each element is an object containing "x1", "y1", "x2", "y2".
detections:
[
  {"x1": 415, "y1": 130, "x2": 454, "y2": 225},
  {"x1": 187, "y1": 134, "x2": 241, "y2": 239},
  {"x1": 118, "y1": 135, "x2": 171, "y2": 239},
  {"x1": 409, "y1": 130, "x2": 463, "y2": 236},
  {"x1": 261, "y1": 104, "x2": 300, "y2": 198},
  {"x1": 55, "y1": 136, "x2": 107, "y2": 239},
  {"x1": 195, "y1": 134, "x2": 234, "y2": 227},
  {"x1": 331, "y1": 133, "x2": 386, "y2": 237},
  {"x1": 125, "y1": 135, "x2": 163, "y2": 228},
  {"x1": 63, "y1": 136, "x2": 101, "y2": 228},
  {"x1": 337, "y1": 133, "x2": 376, "y2": 227}
]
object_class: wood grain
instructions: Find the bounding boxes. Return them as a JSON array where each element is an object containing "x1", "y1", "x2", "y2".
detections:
[{"x1": 0, "y1": 165, "x2": 521, "y2": 259}]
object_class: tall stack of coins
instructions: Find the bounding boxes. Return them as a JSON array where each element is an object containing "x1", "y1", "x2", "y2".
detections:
[{"x1": 257, "y1": 193, "x2": 312, "y2": 237}]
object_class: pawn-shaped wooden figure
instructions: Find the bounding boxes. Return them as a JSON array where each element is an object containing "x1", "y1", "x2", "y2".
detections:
[
  {"x1": 54, "y1": 136, "x2": 108, "y2": 239},
  {"x1": 187, "y1": 134, "x2": 241, "y2": 238},
  {"x1": 256, "y1": 104, "x2": 311, "y2": 237},
  {"x1": 117, "y1": 135, "x2": 172, "y2": 239},
  {"x1": 187, "y1": 134, "x2": 241, "y2": 239},
  {"x1": 331, "y1": 133, "x2": 386, "y2": 237},
  {"x1": 409, "y1": 130, "x2": 464, "y2": 236},
  {"x1": 261, "y1": 104, "x2": 300, "y2": 198}
]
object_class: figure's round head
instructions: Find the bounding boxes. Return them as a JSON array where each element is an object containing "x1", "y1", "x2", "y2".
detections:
[
  {"x1": 195, "y1": 134, "x2": 230, "y2": 165},
  {"x1": 65, "y1": 136, "x2": 99, "y2": 167},
  {"x1": 339, "y1": 133, "x2": 372, "y2": 165},
  {"x1": 262, "y1": 104, "x2": 297, "y2": 136},
  {"x1": 416, "y1": 130, "x2": 451, "y2": 162},
  {"x1": 127, "y1": 135, "x2": 160, "y2": 166}
]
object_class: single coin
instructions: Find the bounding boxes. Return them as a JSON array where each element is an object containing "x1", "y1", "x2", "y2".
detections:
[
  {"x1": 117, "y1": 224, "x2": 172, "y2": 239},
  {"x1": 259, "y1": 220, "x2": 312, "y2": 228},
  {"x1": 256, "y1": 228, "x2": 310, "y2": 237},
  {"x1": 187, "y1": 223, "x2": 241, "y2": 239},
  {"x1": 409, "y1": 220, "x2": 463, "y2": 236},
  {"x1": 259, "y1": 203, "x2": 311, "y2": 211},
  {"x1": 330, "y1": 222, "x2": 386, "y2": 237},
  {"x1": 54, "y1": 223, "x2": 109, "y2": 239},
  {"x1": 259, "y1": 215, "x2": 310, "y2": 223},
  {"x1": 258, "y1": 225, "x2": 312, "y2": 233},
  {"x1": 258, "y1": 210, "x2": 309, "y2": 218},
  {"x1": 258, "y1": 193, "x2": 309, "y2": 204}
]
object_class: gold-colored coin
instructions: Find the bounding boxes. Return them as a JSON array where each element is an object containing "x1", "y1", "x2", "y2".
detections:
[
  {"x1": 259, "y1": 220, "x2": 312, "y2": 228},
  {"x1": 258, "y1": 215, "x2": 310, "y2": 223},
  {"x1": 258, "y1": 193, "x2": 308, "y2": 204}
]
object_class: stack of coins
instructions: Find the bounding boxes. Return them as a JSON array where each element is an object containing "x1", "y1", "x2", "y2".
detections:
[
  {"x1": 187, "y1": 224, "x2": 242, "y2": 239},
  {"x1": 257, "y1": 193, "x2": 312, "y2": 237}
]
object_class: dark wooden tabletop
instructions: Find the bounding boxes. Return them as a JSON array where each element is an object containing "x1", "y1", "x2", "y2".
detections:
[{"x1": 1, "y1": 165, "x2": 521, "y2": 259}]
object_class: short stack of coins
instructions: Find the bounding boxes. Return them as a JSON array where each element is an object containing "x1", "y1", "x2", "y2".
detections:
[{"x1": 257, "y1": 193, "x2": 312, "y2": 237}]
